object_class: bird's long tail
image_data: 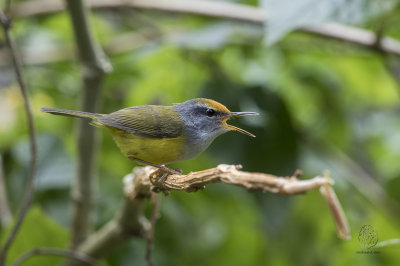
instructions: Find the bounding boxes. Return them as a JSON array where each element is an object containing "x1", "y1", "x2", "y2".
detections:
[{"x1": 41, "y1": 107, "x2": 101, "y2": 120}]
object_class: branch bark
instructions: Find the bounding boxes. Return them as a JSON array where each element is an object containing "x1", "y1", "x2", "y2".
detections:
[
  {"x1": 9, "y1": 0, "x2": 400, "y2": 56},
  {"x1": 64, "y1": 0, "x2": 112, "y2": 250},
  {"x1": 137, "y1": 165, "x2": 350, "y2": 240},
  {"x1": 0, "y1": 5, "x2": 38, "y2": 266},
  {"x1": 70, "y1": 165, "x2": 350, "y2": 265}
]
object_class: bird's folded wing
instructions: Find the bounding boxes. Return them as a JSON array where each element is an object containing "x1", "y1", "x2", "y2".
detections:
[{"x1": 97, "y1": 105, "x2": 183, "y2": 138}]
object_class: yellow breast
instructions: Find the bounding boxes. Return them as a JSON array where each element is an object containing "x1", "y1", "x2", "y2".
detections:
[{"x1": 106, "y1": 126, "x2": 185, "y2": 165}]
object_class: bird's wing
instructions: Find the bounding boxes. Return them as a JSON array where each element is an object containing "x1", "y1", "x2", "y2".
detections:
[{"x1": 97, "y1": 105, "x2": 183, "y2": 138}]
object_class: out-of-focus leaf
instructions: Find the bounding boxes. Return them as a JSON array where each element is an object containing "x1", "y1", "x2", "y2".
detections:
[
  {"x1": 386, "y1": 176, "x2": 400, "y2": 204},
  {"x1": 125, "y1": 46, "x2": 208, "y2": 105},
  {"x1": 33, "y1": 13, "x2": 73, "y2": 43},
  {"x1": 261, "y1": 0, "x2": 396, "y2": 44},
  {"x1": 352, "y1": 111, "x2": 400, "y2": 180},
  {"x1": 0, "y1": 67, "x2": 14, "y2": 89},
  {"x1": 12, "y1": 134, "x2": 73, "y2": 191},
  {"x1": 149, "y1": 187, "x2": 265, "y2": 266},
  {"x1": 168, "y1": 22, "x2": 262, "y2": 50},
  {"x1": 0, "y1": 206, "x2": 68, "y2": 266},
  {"x1": 203, "y1": 79, "x2": 298, "y2": 175}
]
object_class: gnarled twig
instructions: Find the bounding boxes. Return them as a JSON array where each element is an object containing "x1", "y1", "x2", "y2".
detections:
[{"x1": 126, "y1": 165, "x2": 350, "y2": 240}]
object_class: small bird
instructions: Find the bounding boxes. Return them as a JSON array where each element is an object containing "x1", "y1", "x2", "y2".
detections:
[{"x1": 41, "y1": 98, "x2": 258, "y2": 175}]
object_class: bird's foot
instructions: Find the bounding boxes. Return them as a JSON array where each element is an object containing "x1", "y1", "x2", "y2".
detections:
[
  {"x1": 149, "y1": 166, "x2": 182, "y2": 194},
  {"x1": 128, "y1": 156, "x2": 182, "y2": 192}
]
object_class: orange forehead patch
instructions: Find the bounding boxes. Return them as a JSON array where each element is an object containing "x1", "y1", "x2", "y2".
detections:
[{"x1": 195, "y1": 98, "x2": 231, "y2": 113}]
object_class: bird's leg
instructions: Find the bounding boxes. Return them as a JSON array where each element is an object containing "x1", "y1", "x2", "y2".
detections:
[
  {"x1": 148, "y1": 168, "x2": 169, "y2": 185},
  {"x1": 128, "y1": 156, "x2": 182, "y2": 184},
  {"x1": 128, "y1": 156, "x2": 182, "y2": 176},
  {"x1": 155, "y1": 167, "x2": 182, "y2": 184}
]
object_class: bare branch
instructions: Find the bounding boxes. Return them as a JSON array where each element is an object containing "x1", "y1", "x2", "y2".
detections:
[
  {"x1": 11, "y1": 247, "x2": 96, "y2": 266},
  {"x1": 142, "y1": 165, "x2": 350, "y2": 241},
  {"x1": 135, "y1": 165, "x2": 349, "y2": 237},
  {"x1": 130, "y1": 164, "x2": 333, "y2": 195},
  {"x1": 0, "y1": 5, "x2": 38, "y2": 266},
  {"x1": 320, "y1": 172, "x2": 351, "y2": 240},
  {"x1": 9, "y1": 0, "x2": 400, "y2": 56},
  {"x1": 154, "y1": 165, "x2": 350, "y2": 240}
]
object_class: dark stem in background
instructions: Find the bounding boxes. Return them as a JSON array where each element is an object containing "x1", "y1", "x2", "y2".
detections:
[
  {"x1": 0, "y1": 6, "x2": 38, "y2": 266},
  {"x1": 64, "y1": 0, "x2": 111, "y2": 250},
  {"x1": 0, "y1": 154, "x2": 12, "y2": 228},
  {"x1": 0, "y1": 154, "x2": 12, "y2": 229}
]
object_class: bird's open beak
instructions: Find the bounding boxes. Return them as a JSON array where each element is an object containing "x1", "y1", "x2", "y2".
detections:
[{"x1": 223, "y1": 112, "x2": 259, "y2": 137}]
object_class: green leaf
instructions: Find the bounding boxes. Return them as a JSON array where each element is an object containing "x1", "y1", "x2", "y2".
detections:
[
  {"x1": 262, "y1": 0, "x2": 396, "y2": 44},
  {"x1": 169, "y1": 22, "x2": 262, "y2": 50},
  {"x1": 11, "y1": 134, "x2": 73, "y2": 191},
  {"x1": 0, "y1": 206, "x2": 68, "y2": 266}
]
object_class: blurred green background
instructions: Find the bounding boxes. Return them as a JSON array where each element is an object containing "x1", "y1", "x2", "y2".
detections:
[{"x1": 1, "y1": 0, "x2": 400, "y2": 265}]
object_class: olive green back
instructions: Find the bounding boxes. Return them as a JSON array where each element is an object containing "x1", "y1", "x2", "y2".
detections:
[{"x1": 97, "y1": 105, "x2": 183, "y2": 139}]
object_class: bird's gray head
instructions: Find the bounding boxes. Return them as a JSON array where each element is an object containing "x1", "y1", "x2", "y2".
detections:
[{"x1": 173, "y1": 98, "x2": 258, "y2": 141}]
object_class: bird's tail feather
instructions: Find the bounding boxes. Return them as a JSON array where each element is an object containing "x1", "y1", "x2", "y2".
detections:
[{"x1": 41, "y1": 107, "x2": 101, "y2": 120}]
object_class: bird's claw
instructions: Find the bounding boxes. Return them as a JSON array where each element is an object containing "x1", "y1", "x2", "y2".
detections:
[{"x1": 149, "y1": 167, "x2": 182, "y2": 195}]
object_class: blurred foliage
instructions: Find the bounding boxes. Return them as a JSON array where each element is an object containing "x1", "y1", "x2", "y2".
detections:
[
  {"x1": 0, "y1": 207, "x2": 68, "y2": 266},
  {"x1": 1, "y1": 0, "x2": 400, "y2": 265},
  {"x1": 263, "y1": 0, "x2": 398, "y2": 44}
]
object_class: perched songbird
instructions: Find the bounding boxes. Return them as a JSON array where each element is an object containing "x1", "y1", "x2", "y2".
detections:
[{"x1": 42, "y1": 98, "x2": 258, "y2": 174}]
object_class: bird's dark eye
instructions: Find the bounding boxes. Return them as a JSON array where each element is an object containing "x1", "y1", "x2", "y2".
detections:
[{"x1": 206, "y1": 108, "x2": 215, "y2": 117}]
